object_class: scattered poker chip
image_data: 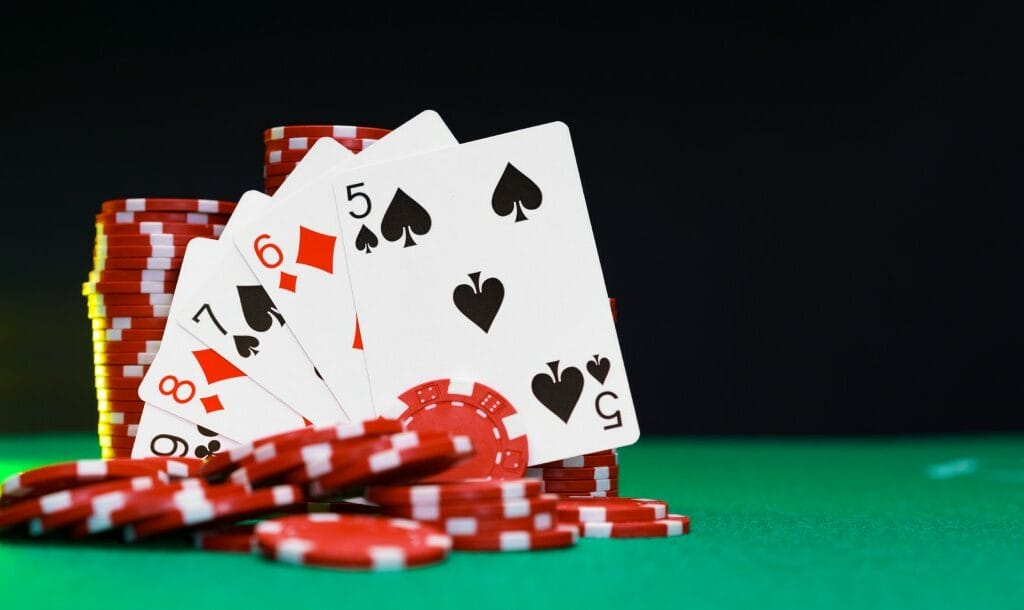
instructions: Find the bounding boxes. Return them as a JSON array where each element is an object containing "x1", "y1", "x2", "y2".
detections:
[
  {"x1": 382, "y1": 493, "x2": 558, "y2": 522},
  {"x1": 94, "y1": 245, "x2": 188, "y2": 259},
  {"x1": 87, "y1": 269, "x2": 180, "y2": 283},
  {"x1": 0, "y1": 475, "x2": 164, "y2": 531},
  {"x1": 282, "y1": 432, "x2": 450, "y2": 486},
  {"x1": 126, "y1": 484, "x2": 304, "y2": 541},
  {"x1": 255, "y1": 513, "x2": 450, "y2": 571},
  {"x1": 541, "y1": 478, "x2": 617, "y2": 493},
  {"x1": 436, "y1": 512, "x2": 554, "y2": 537},
  {"x1": 92, "y1": 256, "x2": 184, "y2": 270},
  {"x1": 95, "y1": 234, "x2": 198, "y2": 248},
  {"x1": 97, "y1": 422, "x2": 138, "y2": 437},
  {"x1": 306, "y1": 434, "x2": 474, "y2": 499},
  {"x1": 450, "y1": 523, "x2": 579, "y2": 552},
  {"x1": 95, "y1": 211, "x2": 226, "y2": 226},
  {"x1": 93, "y1": 352, "x2": 156, "y2": 366},
  {"x1": 89, "y1": 305, "x2": 171, "y2": 319},
  {"x1": 93, "y1": 340, "x2": 162, "y2": 355},
  {"x1": 25, "y1": 475, "x2": 174, "y2": 535},
  {"x1": 573, "y1": 514, "x2": 691, "y2": 538},
  {"x1": 194, "y1": 524, "x2": 255, "y2": 553},
  {"x1": 555, "y1": 497, "x2": 668, "y2": 523},
  {"x1": 201, "y1": 419, "x2": 406, "y2": 480},
  {"x1": 366, "y1": 478, "x2": 543, "y2": 507},
  {"x1": 535, "y1": 450, "x2": 618, "y2": 469},
  {"x1": 94, "y1": 364, "x2": 148, "y2": 377},
  {"x1": 263, "y1": 125, "x2": 390, "y2": 142},
  {"x1": 71, "y1": 480, "x2": 239, "y2": 537},
  {"x1": 91, "y1": 317, "x2": 167, "y2": 330},
  {"x1": 93, "y1": 328, "x2": 165, "y2": 341},
  {"x1": 98, "y1": 411, "x2": 143, "y2": 425},
  {"x1": 132, "y1": 457, "x2": 204, "y2": 479},
  {"x1": 83, "y1": 280, "x2": 177, "y2": 295},
  {"x1": 96, "y1": 400, "x2": 146, "y2": 413},
  {"x1": 87, "y1": 293, "x2": 173, "y2": 307},
  {"x1": 0, "y1": 460, "x2": 170, "y2": 503},
  {"x1": 96, "y1": 221, "x2": 225, "y2": 237},
  {"x1": 227, "y1": 439, "x2": 380, "y2": 488},
  {"x1": 263, "y1": 148, "x2": 312, "y2": 164},
  {"x1": 392, "y1": 378, "x2": 527, "y2": 481},
  {"x1": 526, "y1": 465, "x2": 619, "y2": 481},
  {"x1": 100, "y1": 198, "x2": 237, "y2": 214}
]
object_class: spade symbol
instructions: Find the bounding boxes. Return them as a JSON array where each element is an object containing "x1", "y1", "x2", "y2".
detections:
[
  {"x1": 586, "y1": 355, "x2": 610, "y2": 384},
  {"x1": 491, "y1": 162, "x2": 542, "y2": 222},
  {"x1": 233, "y1": 335, "x2": 260, "y2": 358},
  {"x1": 531, "y1": 361, "x2": 584, "y2": 423},
  {"x1": 355, "y1": 224, "x2": 379, "y2": 254},
  {"x1": 381, "y1": 188, "x2": 431, "y2": 247},
  {"x1": 237, "y1": 285, "x2": 285, "y2": 332},
  {"x1": 453, "y1": 272, "x2": 504, "y2": 332}
]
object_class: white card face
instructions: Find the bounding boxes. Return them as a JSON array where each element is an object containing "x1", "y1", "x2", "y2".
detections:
[
  {"x1": 174, "y1": 188, "x2": 349, "y2": 425},
  {"x1": 330, "y1": 122, "x2": 638, "y2": 464},
  {"x1": 132, "y1": 403, "x2": 241, "y2": 459},
  {"x1": 234, "y1": 110, "x2": 458, "y2": 421},
  {"x1": 138, "y1": 239, "x2": 308, "y2": 440}
]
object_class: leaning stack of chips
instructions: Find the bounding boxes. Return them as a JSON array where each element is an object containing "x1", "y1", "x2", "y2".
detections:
[
  {"x1": 262, "y1": 125, "x2": 391, "y2": 195},
  {"x1": 84, "y1": 199, "x2": 236, "y2": 458}
]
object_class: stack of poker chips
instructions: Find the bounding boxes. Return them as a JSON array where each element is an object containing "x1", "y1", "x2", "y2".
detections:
[
  {"x1": 262, "y1": 124, "x2": 391, "y2": 195},
  {"x1": 526, "y1": 449, "x2": 620, "y2": 498},
  {"x1": 84, "y1": 199, "x2": 236, "y2": 458}
]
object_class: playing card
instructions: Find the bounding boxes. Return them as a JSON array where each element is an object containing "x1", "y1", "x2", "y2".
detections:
[
  {"x1": 138, "y1": 238, "x2": 308, "y2": 440},
  {"x1": 132, "y1": 403, "x2": 240, "y2": 459},
  {"x1": 234, "y1": 110, "x2": 458, "y2": 421},
  {"x1": 330, "y1": 122, "x2": 638, "y2": 463}
]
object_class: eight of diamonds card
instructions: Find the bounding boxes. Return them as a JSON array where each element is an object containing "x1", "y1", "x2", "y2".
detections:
[{"x1": 329, "y1": 122, "x2": 638, "y2": 464}]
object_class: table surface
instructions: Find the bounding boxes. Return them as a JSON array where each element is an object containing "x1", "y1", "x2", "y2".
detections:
[{"x1": 0, "y1": 433, "x2": 1021, "y2": 610}]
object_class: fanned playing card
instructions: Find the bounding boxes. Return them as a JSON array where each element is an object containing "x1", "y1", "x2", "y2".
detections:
[
  {"x1": 329, "y1": 122, "x2": 638, "y2": 463},
  {"x1": 132, "y1": 402, "x2": 240, "y2": 459}
]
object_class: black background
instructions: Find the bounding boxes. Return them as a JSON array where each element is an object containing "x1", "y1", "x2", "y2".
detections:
[{"x1": 0, "y1": 5, "x2": 1018, "y2": 434}]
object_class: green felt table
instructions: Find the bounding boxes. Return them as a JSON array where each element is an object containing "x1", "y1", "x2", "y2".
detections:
[{"x1": 0, "y1": 433, "x2": 1021, "y2": 610}]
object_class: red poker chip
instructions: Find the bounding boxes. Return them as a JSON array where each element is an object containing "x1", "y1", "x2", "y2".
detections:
[
  {"x1": 609, "y1": 297, "x2": 617, "y2": 321},
  {"x1": 97, "y1": 400, "x2": 146, "y2": 413},
  {"x1": 91, "y1": 317, "x2": 168, "y2": 330},
  {"x1": 92, "y1": 328, "x2": 165, "y2": 342},
  {"x1": 265, "y1": 186, "x2": 279, "y2": 196},
  {"x1": 87, "y1": 269, "x2": 179, "y2": 283},
  {"x1": 555, "y1": 497, "x2": 668, "y2": 523},
  {"x1": 366, "y1": 478, "x2": 542, "y2": 507},
  {"x1": 382, "y1": 494, "x2": 558, "y2": 521},
  {"x1": 280, "y1": 432, "x2": 452, "y2": 487},
  {"x1": 263, "y1": 136, "x2": 375, "y2": 154},
  {"x1": 200, "y1": 419, "x2": 405, "y2": 480},
  {"x1": 431, "y1": 511, "x2": 555, "y2": 537},
  {"x1": 263, "y1": 125, "x2": 390, "y2": 142},
  {"x1": 87, "y1": 293, "x2": 173, "y2": 307},
  {"x1": 194, "y1": 524, "x2": 255, "y2": 553},
  {"x1": 263, "y1": 161, "x2": 298, "y2": 178},
  {"x1": 392, "y1": 378, "x2": 527, "y2": 481},
  {"x1": 101, "y1": 198, "x2": 237, "y2": 214},
  {"x1": 93, "y1": 340, "x2": 162, "y2": 355},
  {"x1": 226, "y1": 437, "x2": 386, "y2": 488},
  {"x1": 88, "y1": 305, "x2": 171, "y2": 320},
  {"x1": 526, "y1": 465, "x2": 619, "y2": 481},
  {"x1": 535, "y1": 449, "x2": 618, "y2": 470},
  {"x1": 547, "y1": 489, "x2": 619, "y2": 498},
  {"x1": 94, "y1": 364, "x2": 148, "y2": 377},
  {"x1": 92, "y1": 256, "x2": 184, "y2": 270},
  {"x1": 254, "y1": 514, "x2": 451, "y2": 570},
  {"x1": 573, "y1": 514, "x2": 691, "y2": 538},
  {"x1": 69, "y1": 480, "x2": 236, "y2": 537},
  {"x1": 97, "y1": 422, "x2": 138, "y2": 437},
  {"x1": 0, "y1": 460, "x2": 170, "y2": 504},
  {"x1": 96, "y1": 234, "x2": 199, "y2": 248},
  {"x1": 93, "y1": 352, "x2": 156, "y2": 366},
  {"x1": 263, "y1": 174, "x2": 287, "y2": 190},
  {"x1": 94, "y1": 245, "x2": 188, "y2": 259},
  {"x1": 126, "y1": 484, "x2": 304, "y2": 541},
  {"x1": 98, "y1": 411, "x2": 143, "y2": 425},
  {"x1": 83, "y1": 280, "x2": 177, "y2": 295},
  {"x1": 0, "y1": 475, "x2": 164, "y2": 531},
  {"x1": 98, "y1": 436, "x2": 135, "y2": 450},
  {"x1": 541, "y1": 478, "x2": 618, "y2": 493},
  {"x1": 96, "y1": 221, "x2": 225, "y2": 237},
  {"x1": 306, "y1": 434, "x2": 475, "y2": 499},
  {"x1": 301, "y1": 500, "x2": 383, "y2": 516},
  {"x1": 97, "y1": 388, "x2": 146, "y2": 402},
  {"x1": 95, "y1": 376, "x2": 145, "y2": 390},
  {"x1": 262, "y1": 148, "x2": 310, "y2": 164},
  {"x1": 101, "y1": 447, "x2": 133, "y2": 459},
  {"x1": 95, "y1": 211, "x2": 229, "y2": 226},
  {"x1": 450, "y1": 523, "x2": 579, "y2": 552},
  {"x1": 132, "y1": 457, "x2": 204, "y2": 479}
]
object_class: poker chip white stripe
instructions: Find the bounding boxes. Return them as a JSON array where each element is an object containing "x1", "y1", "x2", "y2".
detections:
[
  {"x1": 40, "y1": 491, "x2": 72, "y2": 513},
  {"x1": 369, "y1": 546, "x2": 405, "y2": 570}
]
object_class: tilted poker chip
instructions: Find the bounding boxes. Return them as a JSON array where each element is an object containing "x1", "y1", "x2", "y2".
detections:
[
  {"x1": 281, "y1": 432, "x2": 450, "y2": 486},
  {"x1": 255, "y1": 514, "x2": 451, "y2": 571},
  {"x1": 540, "y1": 478, "x2": 617, "y2": 493},
  {"x1": 572, "y1": 514, "x2": 691, "y2": 538},
  {"x1": 27, "y1": 476, "x2": 178, "y2": 535},
  {"x1": 87, "y1": 293, "x2": 173, "y2": 307},
  {"x1": 100, "y1": 198, "x2": 236, "y2": 214},
  {"x1": 0, "y1": 475, "x2": 164, "y2": 531},
  {"x1": 389, "y1": 378, "x2": 527, "y2": 481},
  {"x1": 92, "y1": 256, "x2": 184, "y2": 270},
  {"x1": 556, "y1": 497, "x2": 668, "y2": 523},
  {"x1": 383, "y1": 493, "x2": 558, "y2": 522},
  {"x1": 263, "y1": 125, "x2": 390, "y2": 141},
  {"x1": 366, "y1": 478, "x2": 542, "y2": 507},
  {"x1": 95, "y1": 221, "x2": 225, "y2": 237},
  {"x1": 430, "y1": 511, "x2": 554, "y2": 537},
  {"x1": 126, "y1": 484, "x2": 304, "y2": 540},
  {"x1": 0, "y1": 460, "x2": 170, "y2": 504},
  {"x1": 526, "y1": 465, "x2": 619, "y2": 481},
  {"x1": 95, "y1": 211, "x2": 227, "y2": 226},
  {"x1": 306, "y1": 434, "x2": 475, "y2": 499},
  {"x1": 200, "y1": 419, "x2": 405, "y2": 480},
  {"x1": 194, "y1": 524, "x2": 256, "y2": 553},
  {"x1": 536, "y1": 449, "x2": 618, "y2": 469},
  {"x1": 262, "y1": 136, "x2": 377, "y2": 153},
  {"x1": 91, "y1": 316, "x2": 167, "y2": 330},
  {"x1": 450, "y1": 523, "x2": 579, "y2": 552}
]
